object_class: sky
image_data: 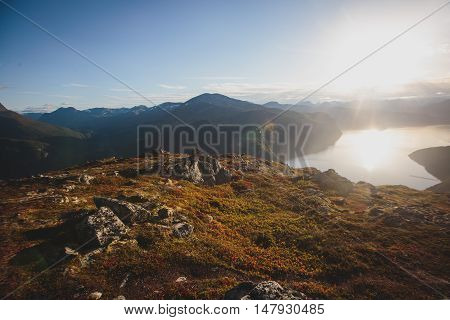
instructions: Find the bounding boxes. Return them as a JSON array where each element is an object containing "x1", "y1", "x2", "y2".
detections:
[{"x1": 0, "y1": 0, "x2": 449, "y2": 111}]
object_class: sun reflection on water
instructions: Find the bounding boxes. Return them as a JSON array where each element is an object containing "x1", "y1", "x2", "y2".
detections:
[{"x1": 343, "y1": 129, "x2": 394, "y2": 171}]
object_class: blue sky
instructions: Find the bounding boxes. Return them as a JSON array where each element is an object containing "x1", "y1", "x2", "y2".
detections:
[{"x1": 1, "y1": 0, "x2": 449, "y2": 111}]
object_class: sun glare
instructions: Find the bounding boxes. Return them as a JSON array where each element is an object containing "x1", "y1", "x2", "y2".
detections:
[
  {"x1": 323, "y1": 19, "x2": 435, "y2": 94},
  {"x1": 344, "y1": 129, "x2": 393, "y2": 171}
]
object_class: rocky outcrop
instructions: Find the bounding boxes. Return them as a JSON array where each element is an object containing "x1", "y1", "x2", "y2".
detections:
[
  {"x1": 93, "y1": 197, "x2": 153, "y2": 224},
  {"x1": 224, "y1": 281, "x2": 307, "y2": 300},
  {"x1": 163, "y1": 155, "x2": 232, "y2": 186},
  {"x1": 78, "y1": 174, "x2": 95, "y2": 185},
  {"x1": 172, "y1": 222, "x2": 194, "y2": 238},
  {"x1": 311, "y1": 169, "x2": 354, "y2": 195},
  {"x1": 394, "y1": 206, "x2": 425, "y2": 222},
  {"x1": 76, "y1": 207, "x2": 128, "y2": 247}
]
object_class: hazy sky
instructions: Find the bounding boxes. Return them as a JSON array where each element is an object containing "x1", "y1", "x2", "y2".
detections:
[{"x1": 1, "y1": 0, "x2": 449, "y2": 111}]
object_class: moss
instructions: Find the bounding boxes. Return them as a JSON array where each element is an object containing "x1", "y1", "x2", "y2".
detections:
[{"x1": 0, "y1": 155, "x2": 449, "y2": 299}]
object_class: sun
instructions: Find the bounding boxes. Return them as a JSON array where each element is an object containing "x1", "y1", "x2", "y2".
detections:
[{"x1": 321, "y1": 18, "x2": 434, "y2": 94}]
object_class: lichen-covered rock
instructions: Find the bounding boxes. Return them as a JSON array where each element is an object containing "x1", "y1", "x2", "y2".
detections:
[
  {"x1": 76, "y1": 207, "x2": 128, "y2": 247},
  {"x1": 93, "y1": 197, "x2": 152, "y2": 224},
  {"x1": 172, "y1": 222, "x2": 194, "y2": 238},
  {"x1": 312, "y1": 169, "x2": 354, "y2": 195},
  {"x1": 164, "y1": 155, "x2": 232, "y2": 186},
  {"x1": 225, "y1": 281, "x2": 307, "y2": 300},
  {"x1": 79, "y1": 174, "x2": 94, "y2": 185}
]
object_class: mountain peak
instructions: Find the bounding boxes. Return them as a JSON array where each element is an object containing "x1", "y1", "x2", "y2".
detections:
[
  {"x1": 185, "y1": 93, "x2": 234, "y2": 104},
  {"x1": 184, "y1": 93, "x2": 262, "y2": 111},
  {"x1": 0, "y1": 102, "x2": 7, "y2": 111},
  {"x1": 54, "y1": 106, "x2": 78, "y2": 112}
]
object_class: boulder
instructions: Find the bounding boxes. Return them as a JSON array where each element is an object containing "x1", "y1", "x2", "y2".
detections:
[
  {"x1": 76, "y1": 207, "x2": 128, "y2": 247},
  {"x1": 225, "y1": 281, "x2": 306, "y2": 300},
  {"x1": 88, "y1": 291, "x2": 102, "y2": 300},
  {"x1": 79, "y1": 174, "x2": 94, "y2": 185},
  {"x1": 166, "y1": 155, "x2": 232, "y2": 186},
  {"x1": 172, "y1": 157, "x2": 204, "y2": 184},
  {"x1": 93, "y1": 197, "x2": 152, "y2": 224},
  {"x1": 393, "y1": 206, "x2": 425, "y2": 222},
  {"x1": 312, "y1": 169, "x2": 354, "y2": 196},
  {"x1": 175, "y1": 276, "x2": 187, "y2": 283},
  {"x1": 172, "y1": 222, "x2": 194, "y2": 238}
]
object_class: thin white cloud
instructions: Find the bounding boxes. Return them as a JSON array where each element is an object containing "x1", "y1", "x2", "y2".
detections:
[
  {"x1": 18, "y1": 91, "x2": 80, "y2": 99},
  {"x1": 188, "y1": 76, "x2": 247, "y2": 80},
  {"x1": 62, "y1": 83, "x2": 90, "y2": 88},
  {"x1": 109, "y1": 88, "x2": 135, "y2": 92},
  {"x1": 22, "y1": 103, "x2": 67, "y2": 113},
  {"x1": 0, "y1": 85, "x2": 8, "y2": 90},
  {"x1": 104, "y1": 92, "x2": 193, "y2": 105},
  {"x1": 48, "y1": 94, "x2": 81, "y2": 99},
  {"x1": 201, "y1": 82, "x2": 311, "y2": 103},
  {"x1": 159, "y1": 84, "x2": 186, "y2": 90}
]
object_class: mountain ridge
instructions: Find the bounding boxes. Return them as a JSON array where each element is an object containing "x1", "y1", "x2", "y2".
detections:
[{"x1": 0, "y1": 94, "x2": 342, "y2": 178}]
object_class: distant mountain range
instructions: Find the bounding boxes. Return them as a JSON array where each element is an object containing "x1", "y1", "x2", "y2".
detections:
[
  {"x1": 6, "y1": 93, "x2": 449, "y2": 179},
  {"x1": 261, "y1": 98, "x2": 450, "y2": 130},
  {"x1": 1, "y1": 94, "x2": 342, "y2": 178},
  {"x1": 0, "y1": 104, "x2": 87, "y2": 178}
]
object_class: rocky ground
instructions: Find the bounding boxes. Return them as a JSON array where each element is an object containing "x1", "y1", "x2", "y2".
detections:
[{"x1": 0, "y1": 153, "x2": 449, "y2": 299}]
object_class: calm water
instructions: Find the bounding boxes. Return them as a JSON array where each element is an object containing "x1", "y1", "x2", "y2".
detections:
[{"x1": 289, "y1": 125, "x2": 450, "y2": 190}]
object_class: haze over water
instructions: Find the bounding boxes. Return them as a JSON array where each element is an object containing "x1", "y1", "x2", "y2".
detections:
[{"x1": 290, "y1": 125, "x2": 450, "y2": 190}]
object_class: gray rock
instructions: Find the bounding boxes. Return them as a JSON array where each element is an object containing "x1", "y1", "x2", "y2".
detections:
[
  {"x1": 79, "y1": 174, "x2": 94, "y2": 185},
  {"x1": 167, "y1": 155, "x2": 232, "y2": 186},
  {"x1": 76, "y1": 207, "x2": 128, "y2": 247},
  {"x1": 88, "y1": 291, "x2": 102, "y2": 300},
  {"x1": 172, "y1": 222, "x2": 194, "y2": 238},
  {"x1": 172, "y1": 157, "x2": 204, "y2": 184},
  {"x1": 225, "y1": 281, "x2": 307, "y2": 300},
  {"x1": 312, "y1": 169, "x2": 354, "y2": 196},
  {"x1": 93, "y1": 197, "x2": 152, "y2": 224},
  {"x1": 394, "y1": 206, "x2": 425, "y2": 222},
  {"x1": 175, "y1": 276, "x2": 187, "y2": 283}
]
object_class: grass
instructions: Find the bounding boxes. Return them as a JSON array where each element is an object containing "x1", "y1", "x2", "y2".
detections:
[{"x1": 0, "y1": 155, "x2": 449, "y2": 299}]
